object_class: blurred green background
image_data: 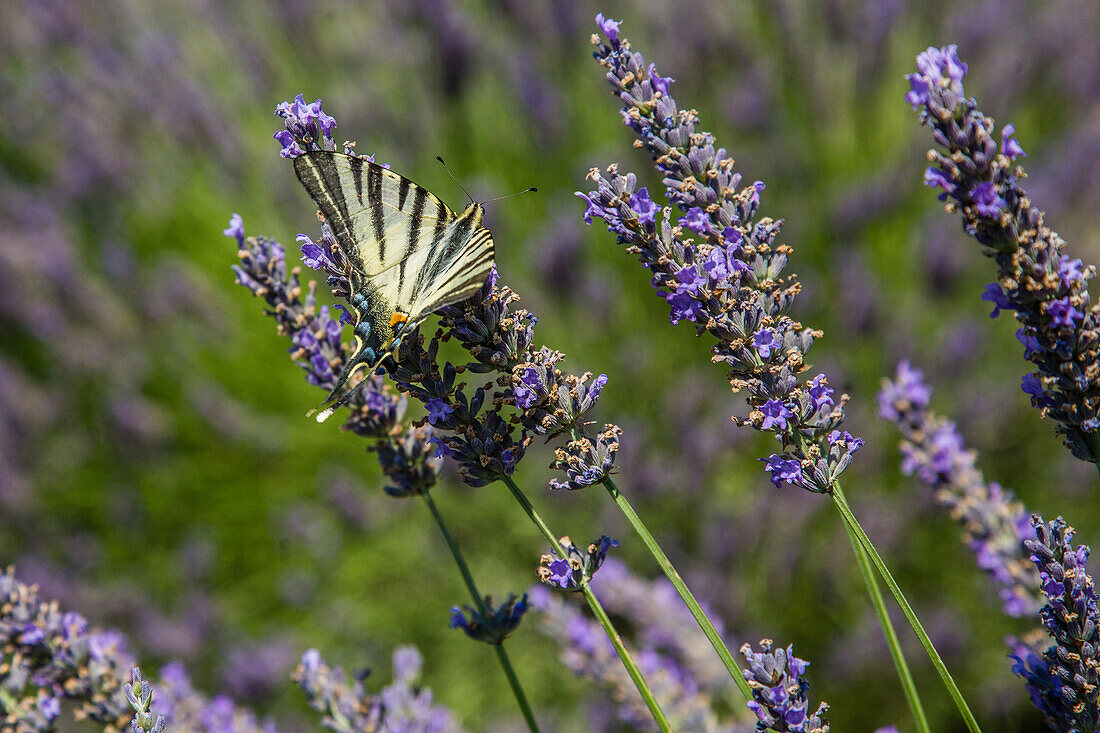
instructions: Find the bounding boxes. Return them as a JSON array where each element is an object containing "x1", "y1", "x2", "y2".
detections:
[{"x1": 2, "y1": 0, "x2": 1099, "y2": 730}]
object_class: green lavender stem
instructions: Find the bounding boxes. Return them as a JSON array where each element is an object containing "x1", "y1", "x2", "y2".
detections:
[
  {"x1": 831, "y1": 485, "x2": 982, "y2": 733},
  {"x1": 836, "y1": 490, "x2": 930, "y2": 733},
  {"x1": 499, "y1": 475, "x2": 672, "y2": 732},
  {"x1": 597, "y1": 474, "x2": 753, "y2": 701},
  {"x1": 420, "y1": 490, "x2": 541, "y2": 733}
]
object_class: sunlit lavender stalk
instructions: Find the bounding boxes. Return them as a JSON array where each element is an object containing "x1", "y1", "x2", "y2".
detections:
[
  {"x1": 906, "y1": 45, "x2": 1100, "y2": 466},
  {"x1": 580, "y1": 14, "x2": 968, "y2": 731},
  {"x1": 579, "y1": 13, "x2": 862, "y2": 494},
  {"x1": 878, "y1": 360, "x2": 1042, "y2": 618},
  {"x1": 124, "y1": 668, "x2": 166, "y2": 733}
]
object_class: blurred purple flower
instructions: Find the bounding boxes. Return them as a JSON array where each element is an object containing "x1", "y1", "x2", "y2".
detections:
[{"x1": 878, "y1": 361, "x2": 1042, "y2": 618}]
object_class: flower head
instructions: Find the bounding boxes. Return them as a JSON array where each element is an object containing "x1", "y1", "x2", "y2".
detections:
[
  {"x1": 907, "y1": 45, "x2": 1100, "y2": 463},
  {"x1": 449, "y1": 594, "x2": 530, "y2": 645},
  {"x1": 274, "y1": 94, "x2": 337, "y2": 158},
  {"x1": 582, "y1": 16, "x2": 859, "y2": 492},
  {"x1": 537, "y1": 535, "x2": 619, "y2": 592},
  {"x1": 741, "y1": 639, "x2": 830, "y2": 732}
]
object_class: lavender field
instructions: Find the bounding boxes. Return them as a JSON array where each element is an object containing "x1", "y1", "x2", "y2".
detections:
[{"x1": 3, "y1": 1, "x2": 1100, "y2": 731}]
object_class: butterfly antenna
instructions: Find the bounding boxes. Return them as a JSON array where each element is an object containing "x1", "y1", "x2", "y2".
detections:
[
  {"x1": 435, "y1": 156, "x2": 475, "y2": 207},
  {"x1": 480, "y1": 187, "x2": 538, "y2": 206}
]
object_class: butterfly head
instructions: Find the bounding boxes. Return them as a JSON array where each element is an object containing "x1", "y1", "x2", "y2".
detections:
[{"x1": 458, "y1": 202, "x2": 486, "y2": 230}]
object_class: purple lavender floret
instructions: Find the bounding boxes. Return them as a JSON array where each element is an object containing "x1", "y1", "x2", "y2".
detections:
[
  {"x1": 296, "y1": 222, "x2": 352, "y2": 296},
  {"x1": 1015, "y1": 516, "x2": 1100, "y2": 730},
  {"x1": 0, "y1": 565, "x2": 135, "y2": 729},
  {"x1": 293, "y1": 647, "x2": 463, "y2": 733},
  {"x1": 740, "y1": 640, "x2": 829, "y2": 733},
  {"x1": 227, "y1": 213, "x2": 404, "y2": 432},
  {"x1": 878, "y1": 361, "x2": 1042, "y2": 617},
  {"x1": 448, "y1": 594, "x2": 530, "y2": 645},
  {"x1": 388, "y1": 335, "x2": 530, "y2": 488},
  {"x1": 907, "y1": 45, "x2": 1100, "y2": 464},
  {"x1": 437, "y1": 277, "x2": 611, "y2": 441},
  {"x1": 274, "y1": 94, "x2": 337, "y2": 158},
  {"x1": 155, "y1": 661, "x2": 271, "y2": 732},
  {"x1": 581, "y1": 15, "x2": 857, "y2": 493},
  {"x1": 1008, "y1": 636, "x2": 1062, "y2": 728},
  {"x1": 537, "y1": 536, "x2": 619, "y2": 592},
  {"x1": 549, "y1": 424, "x2": 622, "y2": 490}
]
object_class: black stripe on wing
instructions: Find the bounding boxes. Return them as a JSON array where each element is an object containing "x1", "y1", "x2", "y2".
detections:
[
  {"x1": 293, "y1": 152, "x2": 457, "y2": 278},
  {"x1": 408, "y1": 228, "x2": 495, "y2": 320},
  {"x1": 293, "y1": 152, "x2": 364, "y2": 271},
  {"x1": 398, "y1": 186, "x2": 429, "y2": 291}
]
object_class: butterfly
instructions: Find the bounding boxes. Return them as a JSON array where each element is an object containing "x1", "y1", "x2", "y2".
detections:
[{"x1": 292, "y1": 151, "x2": 496, "y2": 422}]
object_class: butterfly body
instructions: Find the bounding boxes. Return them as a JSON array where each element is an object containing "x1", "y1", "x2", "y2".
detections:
[{"x1": 292, "y1": 151, "x2": 495, "y2": 420}]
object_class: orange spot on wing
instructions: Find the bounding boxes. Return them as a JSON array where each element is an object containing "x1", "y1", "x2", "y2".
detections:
[{"x1": 389, "y1": 312, "x2": 409, "y2": 328}]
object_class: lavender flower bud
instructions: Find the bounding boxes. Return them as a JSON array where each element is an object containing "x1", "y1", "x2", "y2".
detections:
[
  {"x1": 296, "y1": 220, "x2": 352, "y2": 297},
  {"x1": 514, "y1": 359, "x2": 609, "y2": 438},
  {"x1": 878, "y1": 361, "x2": 1042, "y2": 618},
  {"x1": 343, "y1": 374, "x2": 407, "y2": 439},
  {"x1": 537, "y1": 535, "x2": 618, "y2": 592},
  {"x1": 549, "y1": 424, "x2": 622, "y2": 490},
  {"x1": 0, "y1": 566, "x2": 271, "y2": 732},
  {"x1": 1008, "y1": 635, "x2": 1062, "y2": 727},
  {"x1": 740, "y1": 640, "x2": 830, "y2": 732},
  {"x1": 907, "y1": 46, "x2": 1100, "y2": 464},
  {"x1": 376, "y1": 425, "x2": 443, "y2": 497},
  {"x1": 448, "y1": 594, "x2": 530, "y2": 645},
  {"x1": 437, "y1": 275, "x2": 537, "y2": 374},
  {"x1": 125, "y1": 668, "x2": 166, "y2": 733},
  {"x1": 1017, "y1": 515, "x2": 1100, "y2": 730}
]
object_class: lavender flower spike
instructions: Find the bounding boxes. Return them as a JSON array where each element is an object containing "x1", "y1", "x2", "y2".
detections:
[
  {"x1": 1014, "y1": 516, "x2": 1100, "y2": 730},
  {"x1": 878, "y1": 360, "x2": 1041, "y2": 618},
  {"x1": 582, "y1": 16, "x2": 859, "y2": 493},
  {"x1": 740, "y1": 640, "x2": 829, "y2": 732},
  {"x1": 907, "y1": 45, "x2": 1100, "y2": 464}
]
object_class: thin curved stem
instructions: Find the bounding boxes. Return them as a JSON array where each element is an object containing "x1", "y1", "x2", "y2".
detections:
[
  {"x1": 499, "y1": 476, "x2": 671, "y2": 732},
  {"x1": 835, "y1": 486, "x2": 930, "y2": 733},
  {"x1": 598, "y1": 474, "x2": 752, "y2": 701},
  {"x1": 831, "y1": 486, "x2": 981, "y2": 733},
  {"x1": 421, "y1": 490, "x2": 540, "y2": 733}
]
